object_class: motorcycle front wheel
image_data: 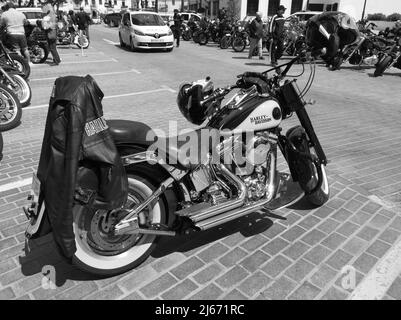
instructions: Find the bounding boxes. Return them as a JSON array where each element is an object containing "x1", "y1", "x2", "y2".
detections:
[
  {"x1": 232, "y1": 37, "x2": 246, "y2": 52},
  {"x1": 30, "y1": 43, "x2": 49, "y2": 64},
  {"x1": 8, "y1": 53, "x2": 30, "y2": 79},
  {"x1": 4, "y1": 74, "x2": 32, "y2": 108},
  {"x1": 374, "y1": 55, "x2": 392, "y2": 77},
  {"x1": 75, "y1": 35, "x2": 90, "y2": 49},
  {"x1": 220, "y1": 35, "x2": 230, "y2": 49},
  {"x1": 0, "y1": 84, "x2": 22, "y2": 132},
  {"x1": 72, "y1": 173, "x2": 167, "y2": 276}
]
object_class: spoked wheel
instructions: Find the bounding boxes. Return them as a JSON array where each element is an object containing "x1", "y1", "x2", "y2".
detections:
[
  {"x1": 4, "y1": 74, "x2": 32, "y2": 108},
  {"x1": 76, "y1": 35, "x2": 90, "y2": 49},
  {"x1": 72, "y1": 174, "x2": 167, "y2": 276},
  {"x1": 8, "y1": 53, "x2": 30, "y2": 79},
  {"x1": 232, "y1": 37, "x2": 246, "y2": 52},
  {"x1": 0, "y1": 84, "x2": 22, "y2": 132},
  {"x1": 30, "y1": 43, "x2": 48, "y2": 64}
]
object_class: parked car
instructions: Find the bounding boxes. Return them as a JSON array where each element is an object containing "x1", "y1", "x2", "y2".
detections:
[
  {"x1": 119, "y1": 11, "x2": 174, "y2": 51},
  {"x1": 16, "y1": 7, "x2": 45, "y2": 25},
  {"x1": 180, "y1": 12, "x2": 202, "y2": 24},
  {"x1": 287, "y1": 11, "x2": 322, "y2": 25}
]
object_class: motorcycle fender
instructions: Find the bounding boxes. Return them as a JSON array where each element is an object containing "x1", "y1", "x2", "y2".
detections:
[{"x1": 285, "y1": 126, "x2": 317, "y2": 193}]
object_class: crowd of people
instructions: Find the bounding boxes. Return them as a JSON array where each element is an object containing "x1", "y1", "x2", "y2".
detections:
[{"x1": 0, "y1": 2, "x2": 91, "y2": 66}]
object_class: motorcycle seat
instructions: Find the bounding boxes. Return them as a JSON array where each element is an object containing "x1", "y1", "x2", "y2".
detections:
[{"x1": 108, "y1": 120, "x2": 220, "y2": 170}]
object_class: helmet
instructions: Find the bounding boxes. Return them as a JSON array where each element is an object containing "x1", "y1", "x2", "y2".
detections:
[{"x1": 177, "y1": 79, "x2": 214, "y2": 125}]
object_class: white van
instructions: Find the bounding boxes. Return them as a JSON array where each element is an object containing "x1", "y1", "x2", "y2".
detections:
[{"x1": 16, "y1": 7, "x2": 45, "y2": 25}]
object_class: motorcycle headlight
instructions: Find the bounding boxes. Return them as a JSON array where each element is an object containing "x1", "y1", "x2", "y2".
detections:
[{"x1": 134, "y1": 29, "x2": 145, "y2": 36}]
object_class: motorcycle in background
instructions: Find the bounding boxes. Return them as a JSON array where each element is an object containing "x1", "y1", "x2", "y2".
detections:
[
  {"x1": 0, "y1": 30, "x2": 30, "y2": 79},
  {"x1": 25, "y1": 22, "x2": 49, "y2": 64},
  {"x1": 374, "y1": 37, "x2": 401, "y2": 77}
]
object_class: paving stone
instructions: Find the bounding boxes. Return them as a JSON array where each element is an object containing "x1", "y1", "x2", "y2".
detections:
[
  {"x1": 0, "y1": 268, "x2": 25, "y2": 286},
  {"x1": 331, "y1": 208, "x2": 353, "y2": 222},
  {"x1": 284, "y1": 259, "x2": 315, "y2": 283},
  {"x1": 298, "y1": 216, "x2": 321, "y2": 230},
  {"x1": 85, "y1": 285, "x2": 124, "y2": 300},
  {"x1": 321, "y1": 286, "x2": 348, "y2": 300},
  {"x1": 303, "y1": 245, "x2": 332, "y2": 265},
  {"x1": 262, "y1": 237, "x2": 290, "y2": 256},
  {"x1": 321, "y1": 233, "x2": 347, "y2": 250},
  {"x1": 281, "y1": 212, "x2": 302, "y2": 227},
  {"x1": 189, "y1": 283, "x2": 223, "y2": 300},
  {"x1": 366, "y1": 240, "x2": 391, "y2": 259},
  {"x1": 317, "y1": 218, "x2": 341, "y2": 234},
  {"x1": 288, "y1": 281, "x2": 320, "y2": 300},
  {"x1": 140, "y1": 273, "x2": 178, "y2": 298},
  {"x1": 336, "y1": 221, "x2": 359, "y2": 237},
  {"x1": 342, "y1": 237, "x2": 368, "y2": 255},
  {"x1": 261, "y1": 255, "x2": 292, "y2": 278},
  {"x1": 356, "y1": 226, "x2": 380, "y2": 241},
  {"x1": 239, "y1": 250, "x2": 270, "y2": 272},
  {"x1": 0, "y1": 259, "x2": 17, "y2": 274},
  {"x1": 309, "y1": 264, "x2": 338, "y2": 289},
  {"x1": 361, "y1": 202, "x2": 382, "y2": 215},
  {"x1": 240, "y1": 234, "x2": 268, "y2": 252},
  {"x1": 282, "y1": 241, "x2": 310, "y2": 261},
  {"x1": 353, "y1": 253, "x2": 378, "y2": 274},
  {"x1": 55, "y1": 282, "x2": 98, "y2": 300},
  {"x1": 350, "y1": 211, "x2": 371, "y2": 225},
  {"x1": 342, "y1": 199, "x2": 364, "y2": 212},
  {"x1": 170, "y1": 257, "x2": 205, "y2": 280},
  {"x1": 378, "y1": 208, "x2": 396, "y2": 219},
  {"x1": 337, "y1": 189, "x2": 357, "y2": 201},
  {"x1": 326, "y1": 250, "x2": 353, "y2": 271},
  {"x1": 313, "y1": 206, "x2": 335, "y2": 219},
  {"x1": 387, "y1": 277, "x2": 401, "y2": 300},
  {"x1": 215, "y1": 266, "x2": 249, "y2": 289},
  {"x1": 391, "y1": 216, "x2": 401, "y2": 231},
  {"x1": 221, "y1": 232, "x2": 245, "y2": 247},
  {"x1": 222, "y1": 289, "x2": 248, "y2": 300},
  {"x1": 0, "y1": 237, "x2": 18, "y2": 252},
  {"x1": 335, "y1": 270, "x2": 364, "y2": 293},
  {"x1": 0, "y1": 287, "x2": 15, "y2": 300},
  {"x1": 193, "y1": 264, "x2": 223, "y2": 285},
  {"x1": 197, "y1": 243, "x2": 229, "y2": 263},
  {"x1": 368, "y1": 214, "x2": 391, "y2": 230},
  {"x1": 161, "y1": 279, "x2": 198, "y2": 300},
  {"x1": 281, "y1": 226, "x2": 306, "y2": 242},
  {"x1": 118, "y1": 265, "x2": 158, "y2": 291},
  {"x1": 151, "y1": 252, "x2": 186, "y2": 273},
  {"x1": 379, "y1": 228, "x2": 401, "y2": 245},
  {"x1": 262, "y1": 276, "x2": 297, "y2": 300},
  {"x1": 301, "y1": 229, "x2": 327, "y2": 246},
  {"x1": 262, "y1": 223, "x2": 287, "y2": 239},
  {"x1": 122, "y1": 292, "x2": 144, "y2": 300},
  {"x1": 219, "y1": 247, "x2": 248, "y2": 268},
  {"x1": 238, "y1": 271, "x2": 272, "y2": 298}
]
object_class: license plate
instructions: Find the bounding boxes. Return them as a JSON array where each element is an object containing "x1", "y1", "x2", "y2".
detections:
[{"x1": 151, "y1": 39, "x2": 163, "y2": 42}]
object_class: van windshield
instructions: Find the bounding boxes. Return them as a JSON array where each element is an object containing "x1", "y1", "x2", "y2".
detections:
[
  {"x1": 131, "y1": 14, "x2": 165, "y2": 26},
  {"x1": 23, "y1": 12, "x2": 45, "y2": 20}
]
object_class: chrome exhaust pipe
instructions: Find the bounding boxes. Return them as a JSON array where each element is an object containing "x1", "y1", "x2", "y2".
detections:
[
  {"x1": 195, "y1": 146, "x2": 278, "y2": 231},
  {"x1": 178, "y1": 164, "x2": 247, "y2": 222}
]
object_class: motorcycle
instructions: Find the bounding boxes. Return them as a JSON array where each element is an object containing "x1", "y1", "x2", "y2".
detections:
[
  {"x1": 25, "y1": 23, "x2": 49, "y2": 64},
  {"x1": 24, "y1": 52, "x2": 329, "y2": 276},
  {"x1": 231, "y1": 23, "x2": 249, "y2": 52},
  {"x1": 57, "y1": 26, "x2": 90, "y2": 49},
  {"x1": 0, "y1": 82, "x2": 22, "y2": 132},
  {"x1": 374, "y1": 37, "x2": 401, "y2": 77},
  {"x1": 0, "y1": 64, "x2": 32, "y2": 108},
  {"x1": 0, "y1": 32, "x2": 30, "y2": 79},
  {"x1": 181, "y1": 23, "x2": 192, "y2": 41}
]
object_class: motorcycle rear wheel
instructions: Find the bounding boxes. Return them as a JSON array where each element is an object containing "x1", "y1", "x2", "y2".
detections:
[
  {"x1": 0, "y1": 84, "x2": 22, "y2": 132},
  {"x1": 72, "y1": 174, "x2": 167, "y2": 276},
  {"x1": 30, "y1": 43, "x2": 49, "y2": 64},
  {"x1": 220, "y1": 36, "x2": 230, "y2": 49},
  {"x1": 374, "y1": 55, "x2": 392, "y2": 77}
]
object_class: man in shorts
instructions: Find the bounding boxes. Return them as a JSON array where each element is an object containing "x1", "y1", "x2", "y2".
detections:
[{"x1": 0, "y1": 2, "x2": 30, "y2": 64}]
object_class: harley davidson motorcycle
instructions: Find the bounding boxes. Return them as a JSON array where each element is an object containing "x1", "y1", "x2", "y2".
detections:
[
  {"x1": 0, "y1": 34, "x2": 30, "y2": 79},
  {"x1": 0, "y1": 82, "x2": 22, "y2": 132},
  {"x1": 24, "y1": 53, "x2": 329, "y2": 276},
  {"x1": 0, "y1": 63, "x2": 32, "y2": 108},
  {"x1": 25, "y1": 22, "x2": 49, "y2": 64}
]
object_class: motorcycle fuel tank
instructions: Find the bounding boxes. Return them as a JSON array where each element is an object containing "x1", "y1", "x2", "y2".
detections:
[{"x1": 208, "y1": 96, "x2": 282, "y2": 132}]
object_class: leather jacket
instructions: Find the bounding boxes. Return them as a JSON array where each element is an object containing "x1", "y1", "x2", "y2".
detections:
[{"x1": 37, "y1": 75, "x2": 127, "y2": 258}]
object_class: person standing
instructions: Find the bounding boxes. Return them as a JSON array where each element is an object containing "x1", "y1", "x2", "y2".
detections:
[
  {"x1": 76, "y1": 7, "x2": 91, "y2": 41},
  {"x1": 67, "y1": 10, "x2": 78, "y2": 46},
  {"x1": 173, "y1": 9, "x2": 182, "y2": 47},
  {"x1": 269, "y1": 5, "x2": 286, "y2": 66},
  {"x1": 248, "y1": 12, "x2": 264, "y2": 60},
  {"x1": 0, "y1": 2, "x2": 30, "y2": 64},
  {"x1": 42, "y1": 9, "x2": 60, "y2": 66}
]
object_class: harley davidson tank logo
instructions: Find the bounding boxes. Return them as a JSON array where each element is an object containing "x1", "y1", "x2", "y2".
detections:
[
  {"x1": 85, "y1": 117, "x2": 109, "y2": 136},
  {"x1": 250, "y1": 115, "x2": 271, "y2": 125}
]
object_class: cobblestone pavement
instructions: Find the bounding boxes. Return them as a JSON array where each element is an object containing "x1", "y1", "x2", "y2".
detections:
[{"x1": 0, "y1": 24, "x2": 401, "y2": 300}]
